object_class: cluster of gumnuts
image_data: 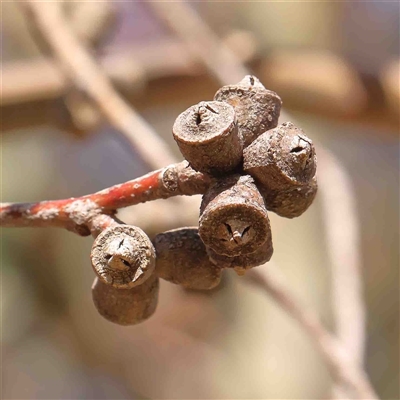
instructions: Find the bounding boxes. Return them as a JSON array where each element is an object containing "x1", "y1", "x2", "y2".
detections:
[{"x1": 91, "y1": 75, "x2": 318, "y2": 325}]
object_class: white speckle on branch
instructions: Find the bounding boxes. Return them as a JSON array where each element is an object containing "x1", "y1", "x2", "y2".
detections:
[
  {"x1": 35, "y1": 207, "x2": 60, "y2": 220},
  {"x1": 64, "y1": 199, "x2": 99, "y2": 225}
]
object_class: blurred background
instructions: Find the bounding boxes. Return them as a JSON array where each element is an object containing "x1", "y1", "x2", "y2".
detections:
[{"x1": 1, "y1": 1, "x2": 398, "y2": 399}]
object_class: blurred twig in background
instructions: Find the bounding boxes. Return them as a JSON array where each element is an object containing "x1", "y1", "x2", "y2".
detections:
[
  {"x1": 247, "y1": 267, "x2": 376, "y2": 399},
  {"x1": 1, "y1": 40, "x2": 189, "y2": 107},
  {"x1": 318, "y1": 147, "x2": 366, "y2": 399},
  {"x1": 20, "y1": 0, "x2": 204, "y2": 235},
  {"x1": 380, "y1": 59, "x2": 400, "y2": 116},
  {"x1": 261, "y1": 50, "x2": 369, "y2": 116},
  {"x1": 22, "y1": 1, "x2": 175, "y2": 170},
  {"x1": 2, "y1": 2, "x2": 398, "y2": 134},
  {"x1": 149, "y1": 1, "x2": 248, "y2": 86}
]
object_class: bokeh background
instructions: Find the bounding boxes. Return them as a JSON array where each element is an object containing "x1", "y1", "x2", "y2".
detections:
[{"x1": 1, "y1": 1, "x2": 398, "y2": 399}]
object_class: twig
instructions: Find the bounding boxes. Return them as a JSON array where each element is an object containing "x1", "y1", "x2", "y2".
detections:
[
  {"x1": 318, "y1": 147, "x2": 366, "y2": 398},
  {"x1": 380, "y1": 59, "x2": 400, "y2": 116},
  {"x1": 247, "y1": 268, "x2": 378, "y2": 400},
  {"x1": 2, "y1": 28, "x2": 259, "y2": 107},
  {"x1": 88, "y1": 213, "x2": 122, "y2": 238},
  {"x1": 0, "y1": 162, "x2": 211, "y2": 233},
  {"x1": 149, "y1": 2, "x2": 248, "y2": 86},
  {"x1": 22, "y1": 1, "x2": 176, "y2": 170},
  {"x1": 150, "y1": 3, "x2": 376, "y2": 398},
  {"x1": 1, "y1": 41, "x2": 194, "y2": 107},
  {"x1": 21, "y1": 0, "x2": 205, "y2": 234},
  {"x1": 2, "y1": 55, "x2": 396, "y2": 133}
]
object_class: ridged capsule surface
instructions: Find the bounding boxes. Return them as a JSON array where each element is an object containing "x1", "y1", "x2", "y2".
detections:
[{"x1": 214, "y1": 75, "x2": 282, "y2": 147}]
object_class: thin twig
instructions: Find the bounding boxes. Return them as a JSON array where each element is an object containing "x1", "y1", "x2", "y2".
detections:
[
  {"x1": 1, "y1": 40, "x2": 196, "y2": 107},
  {"x1": 318, "y1": 147, "x2": 366, "y2": 398},
  {"x1": 2, "y1": 29, "x2": 259, "y2": 107},
  {"x1": 22, "y1": 1, "x2": 176, "y2": 170},
  {"x1": 21, "y1": 0, "x2": 205, "y2": 233},
  {"x1": 149, "y1": 2, "x2": 248, "y2": 86},
  {"x1": 88, "y1": 213, "x2": 122, "y2": 238},
  {"x1": 2, "y1": 55, "x2": 396, "y2": 133},
  {"x1": 247, "y1": 268, "x2": 377, "y2": 400},
  {"x1": 0, "y1": 162, "x2": 211, "y2": 232}
]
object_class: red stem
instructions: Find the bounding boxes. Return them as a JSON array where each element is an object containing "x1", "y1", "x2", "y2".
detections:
[{"x1": 1, "y1": 161, "x2": 212, "y2": 233}]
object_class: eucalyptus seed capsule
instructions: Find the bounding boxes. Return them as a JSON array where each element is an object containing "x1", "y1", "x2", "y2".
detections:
[
  {"x1": 206, "y1": 236, "x2": 273, "y2": 271},
  {"x1": 199, "y1": 175, "x2": 271, "y2": 257},
  {"x1": 92, "y1": 274, "x2": 159, "y2": 326},
  {"x1": 172, "y1": 101, "x2": 242, "y2": 175},
  {"x1": 214, "y1": 75, "x2": 282, "y2": 147},
  {"x1": 154, "y1": 227, "x2": 222, "y2": 290},
  {"x1": 243, "y1": 122, "x2": 317, "y2": 191},
  {"x1": 91, "y1": 225, "x2": 156, "y2": 289},
  {"x1": 262, "y1": 176, "x2": 318, "y2": 218}
]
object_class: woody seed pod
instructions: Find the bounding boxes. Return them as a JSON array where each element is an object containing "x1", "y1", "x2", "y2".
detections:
[
  {"x1": 154, "y1": 227, "x2": 222, "y2": 290},
  {"x1": 91, "y1": 225, "x2": 156, "y2": 289},
  {"x1": 172, "y1": 101, "x2": 242, "y2": 175},
  {"x1": 199, "y1": 175, "x2": 271, "y2": 257},
  {"x1": 92, "y1": 274, "x2": 159, "y2": 326},
  {"x1": 206, "y1": 236, "x2": 273, "y2": 272},
  {"x1": 243, "y1": 122, "x2": 317, "y2": 191},
  {"x1": 263, "y1": 176, "x2": 318, "y2": 218},
  {"x1": 214, "y1": 75, "x2": 282, "y2": 147}
]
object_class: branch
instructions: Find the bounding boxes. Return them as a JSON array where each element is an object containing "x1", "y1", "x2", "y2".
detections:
[
  {"x1": 2, "y1": 55, "x2": 396, "y2": 134},
  {"x1": 247, "y1": 268, "x2": 378, "y2": 400},
  {"x1": 22, "y1": 1, "x2": 176, "y2": 170},
  {"x1": 1, "y1": 41, "x2": 192, "y2": 107},
  {"x1": 1, "y1": 32, "x2": 259, "y2": 107},
  {"x1": 88, "y1": 213, "x2": 122, "y2": 238},
  {"x1": 149, "y1": 2, "x2": 248, "y2": 86},
  {"x1": 0, "y1": 162, "x2": 211, "y2": 233},
  {"x1": 318, "y1": 147, "x2": 366, "y2": 398},
  {"x1": 21, "y1": 0, "x2": 206, "y2": 235}
]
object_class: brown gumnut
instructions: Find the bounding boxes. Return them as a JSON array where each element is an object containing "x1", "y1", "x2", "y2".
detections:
[
  {"x1": 262, "y1": 176, "x2": 318, "y2": 218},
  {"x1": 91, "y1": 225, "x2": 156, "y2": 289},
  {"x1": 206, "y1": 235, "x2": 273, "y2": 274},
  {"x1": 243, "y1": 122, "x2": 317, "y2": 191},
  {"x1": 92, "y1": 274, "x2": 159, "y2": 326},
  {"x1": 172, "y1": 101, "x2": 242, "y2": 175},
  {"x1": 199, "y1": 175, "x2": 271, "y2": 257},
  {"x1": 153, "y1": 227, "x2": 222, "y2": 290},
  {"x1": 214, "y1": 75, "x2": 282, "y2": 147}
]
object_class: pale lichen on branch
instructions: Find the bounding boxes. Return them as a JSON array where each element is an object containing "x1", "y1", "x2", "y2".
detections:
[{"x1": 0, "y1": 161, "x2": 211, "y2": 233}]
